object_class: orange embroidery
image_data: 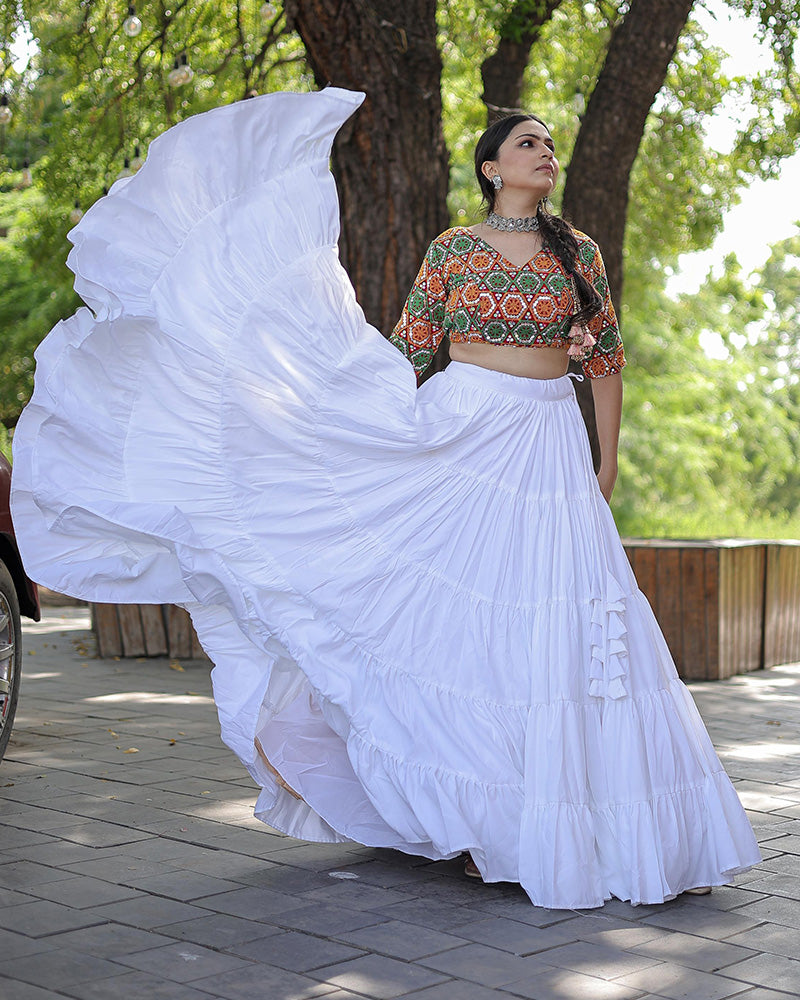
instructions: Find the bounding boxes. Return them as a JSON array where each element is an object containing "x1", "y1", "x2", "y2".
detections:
[{"x1": 389, "y1": 227, "x2": 626, "y2": 380}]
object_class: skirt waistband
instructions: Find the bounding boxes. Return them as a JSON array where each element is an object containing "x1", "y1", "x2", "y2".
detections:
[{"x1": 442, "y1": 361, "x2": 580, "y2": 402}]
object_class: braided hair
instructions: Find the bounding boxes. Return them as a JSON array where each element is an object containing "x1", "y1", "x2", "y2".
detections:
[{"x1": 474, "y1": 114, "x2": 602, "y2": 328}]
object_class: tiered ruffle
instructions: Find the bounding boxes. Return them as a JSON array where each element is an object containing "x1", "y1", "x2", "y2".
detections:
[
  {"x1": 11, "y1": 88, "x2": 761, "y2": 909},
  {"x1": 589, "y1": 570, "x2": 629, "y2": 700}
]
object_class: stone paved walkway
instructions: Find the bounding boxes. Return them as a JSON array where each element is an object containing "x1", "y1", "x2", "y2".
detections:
[{"x1": 1, "y1": 607, "x2": 799, "y2": 1000}]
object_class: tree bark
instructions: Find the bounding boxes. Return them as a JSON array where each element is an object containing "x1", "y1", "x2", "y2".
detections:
[
  {"x1": 481, "y1": 0, "x2": 564, "y2": 122},
  {"x1": 285, "y1": 1, "x2": 450, "y2": 337},
  {"x1": 562, "y1": 0, "x2": 695, "y2": 310},
  {"x1": 561, "y1": 0, "x2": 695, "y2": 466}
]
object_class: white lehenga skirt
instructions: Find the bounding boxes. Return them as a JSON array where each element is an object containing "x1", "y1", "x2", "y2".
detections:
[{"x1": 10, "y1": 87, "x2": 760, "y2": 909}]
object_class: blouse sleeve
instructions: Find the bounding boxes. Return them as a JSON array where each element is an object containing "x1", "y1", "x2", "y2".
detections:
[
  {"x1": 388, "y1": 239, "x2": 448, "y2": 379},
  {"x1": 574, "y1": 238, "x2": 626, "y2": 379}
]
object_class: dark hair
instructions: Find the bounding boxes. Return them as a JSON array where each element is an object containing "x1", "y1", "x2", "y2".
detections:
[{"x1": 474, "y1": 114, "x2": 602, "y2": 328}]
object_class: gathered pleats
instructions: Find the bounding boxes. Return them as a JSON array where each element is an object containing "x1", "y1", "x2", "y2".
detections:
[{"x1": 11, "y1": 88, "x2": 760, "y2": 908}]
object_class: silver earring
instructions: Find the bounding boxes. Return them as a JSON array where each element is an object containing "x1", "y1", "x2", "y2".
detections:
[{"x1": 492, "y1": 175, "x2": 503, "y2": 190}]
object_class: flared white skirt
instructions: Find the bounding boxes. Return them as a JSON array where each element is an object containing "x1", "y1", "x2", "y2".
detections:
[{"x1": 10, "y1": 87, "x2": 760, "y2": 909}]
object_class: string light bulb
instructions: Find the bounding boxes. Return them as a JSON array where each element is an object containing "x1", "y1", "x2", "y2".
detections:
[
  {"x1": 179, "y1": 52, "x2": 194, "y2": 84},
  {"x1": 168, "y1": 57, "x2": 184, "y2": 87},
  {"x1": 20, "y1": 160, "x2": 32, "y2": 188},
  {"x1": 123, "y1": 4, "x2": 143, "y2": 37},
  {"x1": 168, "y1": 53, "x2": 193, "y2": 87},
  {"x1": 0, "y1": 95, "x2": 12, "y2": 125},
  {"x1": 130, "y1": 143, "x2": 144, "y2": 171},
  {"x1": 117, "y1": 156, "x2": 132, "y2": 180},
  {"x1": 69, "y1": 200, "x2": 84, "y2": 225}
]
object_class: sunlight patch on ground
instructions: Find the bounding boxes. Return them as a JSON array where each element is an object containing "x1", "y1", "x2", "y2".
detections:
[
  {"x1": 84, "y1": 691, "x2": 214, "y2": 706},
  {"x1": 733, "y1": 672, "x2": 800, "y2": 688},
  {"x1": 24, "y1": 615, "x2": 92, "y2": 635},
  {"x1": 725, "y1": 742, "x2": 800, "y2": 761}
]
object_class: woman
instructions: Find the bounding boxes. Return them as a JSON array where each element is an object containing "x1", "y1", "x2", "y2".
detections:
[{"x1": 11, "y1": 88, "x2": 760, "y2": 909}]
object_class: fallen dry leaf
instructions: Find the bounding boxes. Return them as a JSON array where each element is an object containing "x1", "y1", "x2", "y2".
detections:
[
  {"x1": 169, "y1": 661, "x2": 185, "y2": 672},
  {"x1": 123, "y1": 748, "x2": 140, "y2": 754}
]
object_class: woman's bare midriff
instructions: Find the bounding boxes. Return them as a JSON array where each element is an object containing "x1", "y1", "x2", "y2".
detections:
[{"x1": 449, "y1": 341, "x2": 570, "y2": 380}]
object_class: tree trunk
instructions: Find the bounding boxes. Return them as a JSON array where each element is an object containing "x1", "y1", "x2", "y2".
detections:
[
  {"x1": 562, "y1": 0, "x2": 695, "y2": 310},
  {"x1": 481, "y1": 0, "x2": 564, "y2": 122},
  {"x1": 561, "y1": 0, "x2": 695, "y2": 466},
  {"x1": 285, "y1": 1, "x2": 450, "y2": 338}
]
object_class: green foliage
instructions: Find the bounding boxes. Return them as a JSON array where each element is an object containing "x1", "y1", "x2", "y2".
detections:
[
  {"x1": 0, "y1": 181, "x2": 78, "y2": 428},
  {"x1": 0, "y1": 0, "x2": 306, "y2": 426},
  {"x1": 0, "y1": 424, "x2": 11, "y2": 463},
  {"x1": 615, "y1": 244, "x2": 800, "y2": 538},
  {"x1": 18, "y1": 2, "x2": 306, "y2": 258},
  {"x1": 438, "y1": 1, "x2": 495, "y2": 223},
  {"x1": 726, "y1": 0, "x2": 800, "y2": 86}
]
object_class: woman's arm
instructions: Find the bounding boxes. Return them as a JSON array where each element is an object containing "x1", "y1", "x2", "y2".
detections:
[
  {"x1": 388, "y1": 239, "x2": 449, "y2": 382},
  {"x1": 591, "y1": 372, "x2": 623, "y2": 502}
]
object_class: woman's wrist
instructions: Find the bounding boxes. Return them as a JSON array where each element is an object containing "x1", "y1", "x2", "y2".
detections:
[{"x1": 597, "y1": 462, "x2": 618, "y2": 502}]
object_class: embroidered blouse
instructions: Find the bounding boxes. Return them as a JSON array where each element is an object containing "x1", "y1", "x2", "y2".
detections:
[{"x1": 389, "y1": 226, "x2": 626, "y2": 380}]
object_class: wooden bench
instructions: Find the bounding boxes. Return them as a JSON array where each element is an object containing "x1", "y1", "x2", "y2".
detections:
[
  {"x1": 91, "y1": 539, "x2": 800, "y2": 679},
  {"x1": 91, "y1": 603, "x2": 209, "y2": 661}
]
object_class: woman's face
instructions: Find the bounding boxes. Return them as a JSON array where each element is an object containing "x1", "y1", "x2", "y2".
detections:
[{"x1": 483, "y1": 119, "x2": 559, "y2": 201}]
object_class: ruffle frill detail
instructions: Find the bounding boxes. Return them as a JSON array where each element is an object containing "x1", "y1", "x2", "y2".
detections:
[{"x1": 589, "y1": 569, "x2": 629, "y2": 700}]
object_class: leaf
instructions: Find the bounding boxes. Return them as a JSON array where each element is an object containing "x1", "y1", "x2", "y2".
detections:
[
  {"x1": 169, "y1": 661, "x2": 185, "y2": 672},
  {"x1": 122, "y1": 747, "x2": 139, "y2": 754}
]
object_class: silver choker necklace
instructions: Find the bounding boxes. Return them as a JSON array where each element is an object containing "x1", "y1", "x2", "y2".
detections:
[{"x1": 486, "y1": 210, "x2": 540, "y2": 233}]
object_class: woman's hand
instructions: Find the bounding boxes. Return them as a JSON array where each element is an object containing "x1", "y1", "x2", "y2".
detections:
[{"x1": 597, "y1": 463, "x2": 617, "y2": 503}]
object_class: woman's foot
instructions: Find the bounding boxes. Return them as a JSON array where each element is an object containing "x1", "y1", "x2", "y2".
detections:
[
  {"x1": 683, "y1": 885, "x2": 712, "y2": 895},
  {"x1": 464, "y1": 854, "x2": 483, "y2": 880},
  {"x1": 254, "y1": 736, "x2": 303, "y2": 801}
]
